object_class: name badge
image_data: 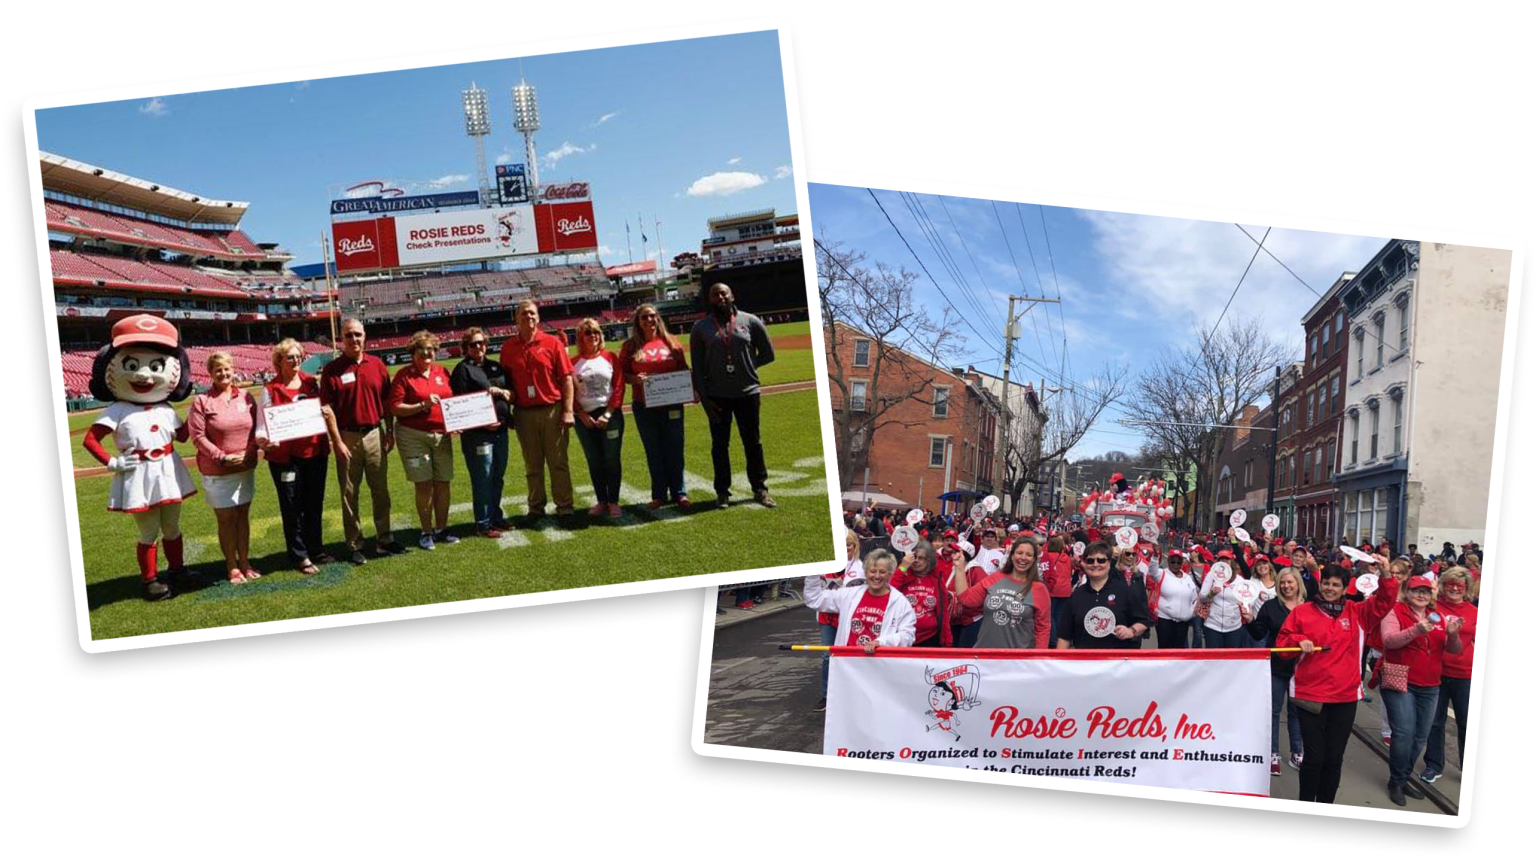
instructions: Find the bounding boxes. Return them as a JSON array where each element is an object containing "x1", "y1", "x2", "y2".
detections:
[
  {"x1": 606, "y1": 428, "x2": 620, "y2": 440},
  {"x1": 475, "y1": 443, "x2": 493, "y2": 456},
  {"x1": 279, "y1": 471, "x2": 297, "y2": 483},
  {"x1": 526, "y1": 385, "x2": 536, "y2": 399},
  {"x1": 340, "y1": 372, "x2": 357, "y2": 385}
]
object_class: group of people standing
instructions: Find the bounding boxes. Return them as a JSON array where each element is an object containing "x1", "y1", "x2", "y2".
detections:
[
  {"x1": 85, "y1": 283, "x2": 781, "y2": 598},
  {"x1": 807, "y1": 520, "x2": 1479, "y2": 808}
]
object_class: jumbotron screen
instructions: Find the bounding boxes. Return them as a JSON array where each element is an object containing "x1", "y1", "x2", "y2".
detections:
[{"x1": 332, "y1": 201, "x2": 596, "y2": 273}]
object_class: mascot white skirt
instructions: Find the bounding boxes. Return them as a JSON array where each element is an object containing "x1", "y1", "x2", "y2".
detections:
[{"x1": 81, "y1": 314, "x2": 198, "y2": 601}]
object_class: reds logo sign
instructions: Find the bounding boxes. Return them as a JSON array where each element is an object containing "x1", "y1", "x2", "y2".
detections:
[
  {"x1": 556, "y1": 216, "x2": 592, "y2": 236},
  {"x1": 337, "y1": 236, "x2": 375, "y2": 257}
]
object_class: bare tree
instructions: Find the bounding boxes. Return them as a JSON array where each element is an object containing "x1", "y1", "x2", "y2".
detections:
[
  {"x1": 816, "y1": 236, "x2": 962, "y2": 488},
  {"x1": 1001, "y1": 365, "x2": 1129, "y2": 517},
  {"x1": 1120, "y1": 316, "x2": 1294, "y2": 531}
]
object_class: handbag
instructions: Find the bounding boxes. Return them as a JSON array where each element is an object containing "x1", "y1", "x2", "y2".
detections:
[
  {"x1": 1194, "y1": 598, "x2": 1212, "y2": 620},
  {"x1": 1292, "y1": 698, "x2": 1324, "y2": 715},
  {"x1": 1379, "y1": 661, "x2": 1409, "y2": 693}
]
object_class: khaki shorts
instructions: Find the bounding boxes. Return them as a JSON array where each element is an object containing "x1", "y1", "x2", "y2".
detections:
[{"x1": 395, "y1": 425, "x2": 454, "y2": 483}]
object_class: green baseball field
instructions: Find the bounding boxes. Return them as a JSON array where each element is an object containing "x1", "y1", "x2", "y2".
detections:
[{"x1": 66, "y1": 322, "x2": 834, "y2": 641}]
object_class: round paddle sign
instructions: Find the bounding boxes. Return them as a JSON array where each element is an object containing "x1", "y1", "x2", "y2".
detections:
[
  {"x1": 891, "y1": 525, "x2": 919, "y2": 553},
  {"x1": 1261, "y1": 513, "x2": 1280, "y2": 532},
  {"x1": 906, "y1": 508, "x2": 923, "y2": 526},
  {"x1": 1072, "y1": 541, "x2": 1086, "y2": 557},
  {"x1": 1232, "y1": 579, "x2": 1258, "y2": 608},
  {"x1": 982, "y1": 495, "x2": 1000, "y2": 513},
  {"x1": 1233, "y1": 526, "x2": 1251, "y2": 544},
  {"x1": 1229, "y1": 509, "x2": 1247, "y2": 528},
  {"x1": 1355, "y1": 573, "x2": 1379, "y2": 595},
  {"x1": 1139, "y1": 522, "x2": 1160, "y2": 542},
  {"x1": 1115, "y1": 526, "x2": 1138, "y2": 549},
  {"x1": 1209, "y1": 561, "x2": 1233, "y2": 583},
  {"x1": 1339, "y1": 545, "x2": 1375, "y2": 563},
  {"x1": 970, "y1": 503, "x2": 987, "y2": 521}
]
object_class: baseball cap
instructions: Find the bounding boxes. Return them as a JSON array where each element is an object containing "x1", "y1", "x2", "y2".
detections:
[
  {"x1": 1272, "y1": 555, "x2": 1293, "y2": 567},
  {"x1": 111, "y1": 313, "x2": 179, "y2": 349},
  {"x1": 943, "y1": 529, "x2": 958, "y2": 539},
  {"x1": 1253, "y1": 553, "x2": 1270, "y2": 564},
  {"x1": 1216, "y1": 549, "x2": 1236, "y2": 560},
  {"x1": 1407, "y1": 574, "x2": 1436, "y2": 590},
  {"x1": 1167, "y1": 549, "x2": 1184, "y2": 559}
]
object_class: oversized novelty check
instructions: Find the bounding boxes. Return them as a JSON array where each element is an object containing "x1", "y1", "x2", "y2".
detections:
[
  {"x1": 262, "y1": 399, "x2": 326, "y2": 444},
  {"x1": 642, "y1": 371, "x2": 693, "y2": 407},
  {"x1": 442, "y1": 391, "x2": 497, "y2": 432}
]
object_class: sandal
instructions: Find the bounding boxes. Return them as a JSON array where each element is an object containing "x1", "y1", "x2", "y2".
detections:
[
  {"x1": 243, "y1": 567, "x2": 263, "y2": 581},
  {"x1": 298, "y1": 561, "x2": 321, "y2": 575},
  {"x1": 229, "y1": 569, "x2": 249, "y2": 585}
]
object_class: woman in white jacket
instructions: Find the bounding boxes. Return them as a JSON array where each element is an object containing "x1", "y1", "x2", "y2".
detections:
[
  {"x1": 805, "y1": 549, "x2": 916, "y2": 653},
  {"x1": 1199, "y1": 549, "x2": 1256, "y2": 648},
  {"x1": 1154, "y1": 549, "x2": 1200, "y2": 649}
]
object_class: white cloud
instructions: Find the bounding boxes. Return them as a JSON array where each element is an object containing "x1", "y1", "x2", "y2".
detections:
[
  {"x1": 543, "y1": 141, "x2": 594, "y2": 168},
  {"x1": 686, "y1": 171, "x2": 767, "y2": 197},
  {"x1": 592, "y1": 111, "x2": 621, "y2": 128},
  {"x1": 727, "y1": 156, "x2": 742, "y2": 165},
  {"x1": 423, "y1": 174, "x2": 470, "y2": 189},
  {"x1": 774, "y1": 165, "x2": 792, "y2": 180},
  {"x1": 139, "y1": 97, "x2": 168, "y2": 118}
]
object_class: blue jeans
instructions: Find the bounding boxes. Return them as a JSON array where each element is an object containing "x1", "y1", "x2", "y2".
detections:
[
  {"x1": 459, "y1": 429, "x2": 508, "y2": 529},
  {"x1": 1202, "y1": 624, "x2": 1249, "y2": 648},
  {"x1": 1271, "y1": 673, "x2": 1303, "y2": 757},
  {"x1": 819, "y1": 622, "x2": 838, "y2": 695},
  {"x1": 1382, "y1": 683, "x2": 1440, "y2": 787},
  {"x1": 1424, "y1": 676, "x2": 1471, "y2": 775},
  {"x1": 632, "y1": 403, "x2": 687, "y2": 502},
  {"x1": 1049, "y1": 596, "x2": 1070, "y2": 646},
  {"x1": 573, "y1": 409, "x2": 625, "y2": 504}
]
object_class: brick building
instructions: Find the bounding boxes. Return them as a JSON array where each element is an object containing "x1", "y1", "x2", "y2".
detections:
[
  {"x1": 1294, "y1": 273, "x2": 1353, "y2": 544},
  {"x1": 1213, "y1": 404, "x2": 1274, "y2": 531},
  {"x1": 829, "y1": 322, "x2": 1001, "y2": 513},
  {"x1": 1270, "y1": 360, "x2": 1304, "y2": 537}
]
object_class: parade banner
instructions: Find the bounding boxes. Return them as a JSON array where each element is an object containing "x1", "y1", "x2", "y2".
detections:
[{"x1": 824, "y1": 648, "x2": 1272, "y2": 796}]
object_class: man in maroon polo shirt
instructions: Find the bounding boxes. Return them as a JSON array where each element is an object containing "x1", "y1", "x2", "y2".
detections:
[
  {"x1": 320, "y1": 318, "x2": 406, "y2": 565},
  {"x1": 500, "y1": 300, "x2": 576, "y2": 526}
]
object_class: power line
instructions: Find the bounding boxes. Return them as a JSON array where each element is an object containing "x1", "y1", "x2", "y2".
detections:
[
  {"x1": 990, "y1": 200, "x2": 1059, "y2": 377},
  {"x1": 1234, "y1": 223, "x2": 1320, "y2": 297},
  {"x1": 913, "y1": 193, "x2": 998, "y2": 326},
  {"x1": 1039, "y1": 204, "x2": 1072, "y2": 385},
  {"x1": 1198, "y1": 226, "x2": 1271, "y2": 358},
  {"x1": 939, "y1": 195, "x2": 1007, "y2": 320},
  {"x1": 900, "y1": 192, "x2": 995, "y2": 327}
]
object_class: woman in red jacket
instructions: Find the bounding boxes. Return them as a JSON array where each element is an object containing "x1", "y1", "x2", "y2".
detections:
[
  {"x1": 1040, "y1": 534, "x2": 1074, "y2": 645},
  {"x1": 1379, "y1": 573, "x2": 1465, "y2": 805},
  {"x1": 1421, "y1": 566, "x2": 1477, "y2": 784},
  {"x1": 1277, "y1": 561, "x2": 1398, "y2": 804}
]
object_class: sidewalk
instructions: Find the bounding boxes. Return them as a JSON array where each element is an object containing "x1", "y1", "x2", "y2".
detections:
[{"x1": 714, "y1": 586, "x2": 805, "y2": 630}]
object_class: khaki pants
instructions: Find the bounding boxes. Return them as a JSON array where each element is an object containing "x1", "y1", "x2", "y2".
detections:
[
  {"x1": 337, "y1": 427, "x2": 392, "y2": 549},
  {"x1": 514, "y1": 403, "x2": 573, "y2": 513}
]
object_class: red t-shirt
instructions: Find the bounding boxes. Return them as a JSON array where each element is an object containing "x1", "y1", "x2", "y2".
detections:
[
  {"x1": 388, "y1": 364, "x2": 453, "y2": 433},
  {"x1": 500, "y1": 330, "x2": 573, "y2": 408},
  {"x1": 319, "y1": 353, "x2": 391, "y2": 428},
  {"x1": 621, "y1": 337, "x2": 689, "y2": 408},
  {"x1": 845, "y1": 592, "x2": 892, "y2": 647},
  {"x1": 891, "y1": 569, "x2": 948, "y2": 645},
  {"x1": 1438, "y1": 598, "x2": 1477, "y2": 678}
]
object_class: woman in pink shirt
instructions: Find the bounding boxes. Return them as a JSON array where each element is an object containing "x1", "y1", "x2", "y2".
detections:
[
  {"x1": 188, "y1": 351, "x2": 260, "y2": 584},
  {"x1": 619, "y1": 304, "x2": 691, "y2": 510}
]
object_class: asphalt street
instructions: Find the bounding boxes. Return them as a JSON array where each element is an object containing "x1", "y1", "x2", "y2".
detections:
[{"x1": 704, "y1": 605, "x2": 1465, "y2": 814}]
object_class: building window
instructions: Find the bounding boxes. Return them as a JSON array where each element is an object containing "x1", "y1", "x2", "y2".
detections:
[
  {"x1": 1302, "y1": 447, "x2": 1311, "y2": 485},
  {"x1": 1398, "y1": 297, "x2": 1410, "y2": 352},
  {"x1": 1355, "y1": 330, "x2": 1365, "y2": 378},
  {"x1": 1368, "y1": 401, "x2": 1380, "y2": 460},
  {"x1": 853, "y1": 338, "x2": 870, "y2": 367},
  {"x1": 929, "y1": 436, "x2": 946, "y2": 468},
  {"x1": 933, "y1": 386, "x2": 950, "y2": 418},
  {"x1": 1325, "y1": 439, "x2": 1335, "y2": 478},
  {"x1": 1392, "y1": 392, "x2": 1404, "y2": 453},
  {"x1": 1334, "y1": 310, "x2": 1346, "y2": 351},
  {"x1": 1314, "y1": 448, "x2": 1322, "y2": 484},
  {"x1": 1322, "y1": 321, "x2": 1332, "y2": 354},
  {"x1": 850, "y1": 380, "x2": 868, "y2": 412},
  {"x1": 1375, "y1": 489, "x2": 1389, "y2": 540},
  {"x1": 1373, "y1": 314, "x2": 1385, "y2": 369},
  {"x1": 1330, "y1": 376, "x2": 1340, "y2": 413},
  {"x1": 1350, "y1": 413, "x2": 1359, "y2": 464},
  {"x1": 1288, "y1": 455, "x2": 1296, "y2": 488},
  {"x1": 1345, "y1": 493, "x2": 1358, "y2": 542}
]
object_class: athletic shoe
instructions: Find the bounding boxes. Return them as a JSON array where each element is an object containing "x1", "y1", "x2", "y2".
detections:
[
  {"x1": 418, "y1": 534, "x2": 435, "y2": 551},
  {"x1": 736, "y1": 600, "x2": 754, "y2": 610},
  {"x1": 716, "y1": 493, "x2": 731, "y2": 508},
  {"x1": 1387, "y1": 784, "x2": 1407, "y2": 807},
  {"x1": 1289, "y1": 752, "x2": 1303, "y2": 771},
  {"x1": 1403, "y1": 784, "x2": 1425, "y2": 799},
  {"x1": 479, "y1": 527, "x2": 503, "y2": 539},
  {"x1": 1270, "y1": 754, "x2": 1282, "y2": 776},
  {"x1": 434, "y1": 530, "x2": 459, "y2": 545},
  {"x1": 607, "y1": 503, "x2": 623, "y2": 518},
  {"x1": 1419, "y1": 769, "x2": 1442, "y2": 784},
  {"x1": 812, "y1": 697, "x2": 827, "y2": 713},
  {"x1": 589, "y1": 504, "x2": 607, "y2": 517},
  {"x1": 349, "y1": 549, "x2": 367, "y2": 566},
  {"x1": 1382, "y1": 734, "x2": 1392, "y2": 748},
  {"x1": 376, "y1": 540, "x2": 407, "y2": 556},
  {"x1": 754, "y1": 491, "x2": 778, "y2": 508}
]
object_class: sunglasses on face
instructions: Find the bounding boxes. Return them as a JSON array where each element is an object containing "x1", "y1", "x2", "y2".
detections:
[
  {"x1": 1084, "y1": 557, "x2": 1110, "y2": 565},
  {"x1": 468, "y1": 341, "x2": 487, "y2": 348}
]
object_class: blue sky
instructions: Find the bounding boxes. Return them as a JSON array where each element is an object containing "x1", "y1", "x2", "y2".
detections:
[
  {"x1": 808, "y1": 182, "x2": 1391, "y2": 459},
  {"x1": 35, "y1": 31, "x2": 798, "y2": 268}
]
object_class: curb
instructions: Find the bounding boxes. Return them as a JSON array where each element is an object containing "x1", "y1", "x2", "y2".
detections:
[{"x1": 713, "y1": 595, "x2": 805, "y2": 631}]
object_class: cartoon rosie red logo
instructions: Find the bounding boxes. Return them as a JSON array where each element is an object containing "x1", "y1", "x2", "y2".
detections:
[
  {"x1": 1084, "y1": 606, "x2": 1116, "y2": 639},
  {"x1": 925, "y1": 664, "x2": 981, "y2": 741}
]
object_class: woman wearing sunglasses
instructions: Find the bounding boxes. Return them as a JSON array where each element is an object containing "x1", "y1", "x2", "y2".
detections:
[
  {"x1": 1421, "y1": 565, "x2": 1477, "y2": 786},
  {"x1": 619, "y1": 304, "x2": 691, "y2": 510},
  {"x1": 1055, "y1": 541, "x2": 1151, "y2": 650},
  {"x1": 450, "y1": 326, "x2": 515, "y2": 537},
  {"x1": 388, "y1": 330, "x2": 458, "y2": 549},
  {"x1": 571, "y1": 318, "x2": 627, "y2": 518}
]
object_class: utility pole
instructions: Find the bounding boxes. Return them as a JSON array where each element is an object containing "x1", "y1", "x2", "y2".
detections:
[{"x1": 996, "y1": 294, "x2": 1060, "y2": 515}]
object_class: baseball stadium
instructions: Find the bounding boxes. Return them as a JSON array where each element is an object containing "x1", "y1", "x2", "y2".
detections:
[{"x1": 42, "y1": 72, "x2": 828, "y2": 641}]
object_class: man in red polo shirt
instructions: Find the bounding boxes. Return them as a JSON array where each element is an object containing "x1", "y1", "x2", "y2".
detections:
[
  {"x1": 320, "y1": 318, "x2": 404, "y2": 565},
  {"x1": 500, "y1": 300, "x2": 576, "y2": 526}
]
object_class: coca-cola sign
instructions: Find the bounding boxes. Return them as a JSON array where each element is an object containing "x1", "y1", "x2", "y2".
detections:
[{"x1": 541, "y1": 182, "x2": 590, "y2": 201}]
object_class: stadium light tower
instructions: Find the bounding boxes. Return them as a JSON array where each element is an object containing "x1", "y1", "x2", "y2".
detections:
[
  {"x1": 512, "y1": 80, "x2": 541, "y2": 203},
  {"x1": 462, "y1": 82, "x2": 492, "y2": 205}
]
